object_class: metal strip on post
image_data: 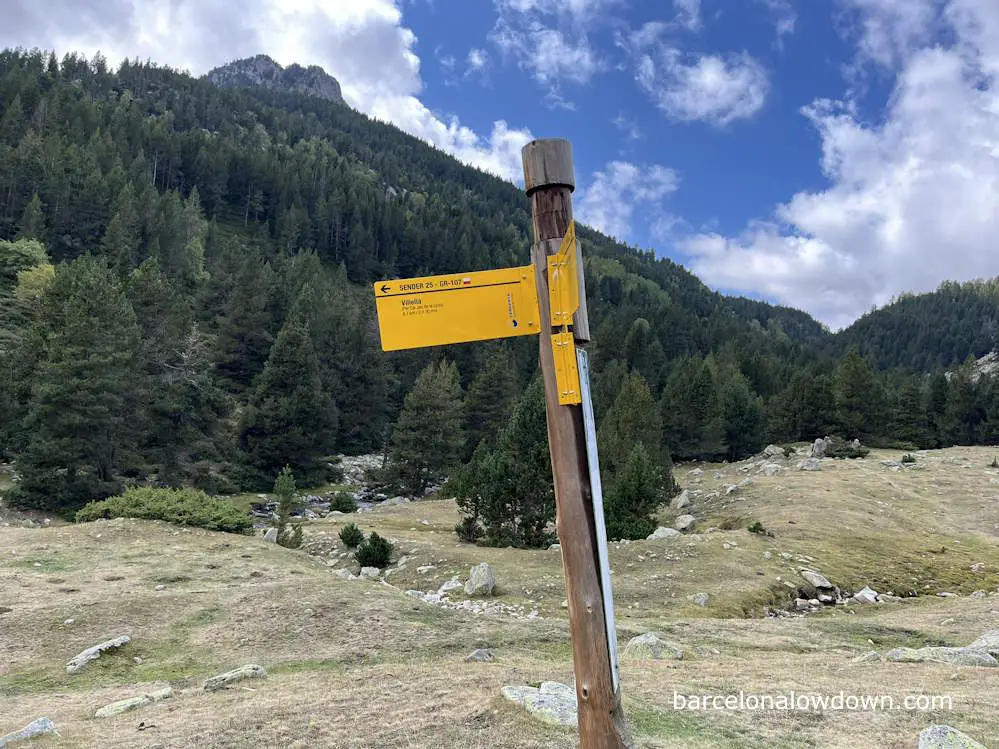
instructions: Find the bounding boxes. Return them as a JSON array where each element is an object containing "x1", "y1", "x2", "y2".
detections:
[{"x1": 577, "y1": 348, "x2": 620, "y2": 694}]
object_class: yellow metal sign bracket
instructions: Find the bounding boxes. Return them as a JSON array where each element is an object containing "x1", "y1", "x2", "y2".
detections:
[
  {"x1": 552, "y1": 328, "x2": 581, "y2": 405},
  {"x1": 547, "y1": 221, "x2": 579, "y2": 327}
]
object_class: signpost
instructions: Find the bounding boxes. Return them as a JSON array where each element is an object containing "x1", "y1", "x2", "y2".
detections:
[{"x1": 373, "y1": 138, "x2": 631, "y2": 748}]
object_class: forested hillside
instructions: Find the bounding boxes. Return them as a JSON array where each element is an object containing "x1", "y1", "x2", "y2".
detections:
[{"x1": 2, "y1": 49, "x2": 999, "y2": 538}]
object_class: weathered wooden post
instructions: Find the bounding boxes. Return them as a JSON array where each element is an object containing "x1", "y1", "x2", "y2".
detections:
[{"x1": 522, "y1": 138, "x2": 632, "y2": 748}]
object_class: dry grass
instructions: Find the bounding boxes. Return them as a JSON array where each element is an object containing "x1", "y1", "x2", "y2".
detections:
[{"x1": 2, "y1": 446, "x2": 999, "y2": 747}]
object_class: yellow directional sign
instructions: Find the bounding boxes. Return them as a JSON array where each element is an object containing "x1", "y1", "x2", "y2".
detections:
[
  {"x1": 552, "y1": 330, "x2": 581, "y2": 405},
  {"x1": 373, "y1": 265, "x2": 541, "y2": 351}
]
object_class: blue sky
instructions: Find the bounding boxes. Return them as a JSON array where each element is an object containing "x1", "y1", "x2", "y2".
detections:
[{"x1": 4, "y1": 0, "x2": 999, "y2": 329}]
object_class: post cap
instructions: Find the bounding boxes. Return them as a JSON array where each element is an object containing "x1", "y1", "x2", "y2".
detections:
[{"x1": 521, "y1": 139, "x2": 575, "y2": 195}]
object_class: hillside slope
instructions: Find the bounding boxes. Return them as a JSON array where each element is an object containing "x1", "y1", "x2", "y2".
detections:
[{"x1": 2, "y1": 446, "x2": 998, "y2": 748}]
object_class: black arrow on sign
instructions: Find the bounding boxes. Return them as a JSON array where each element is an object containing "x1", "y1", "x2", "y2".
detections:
[{"x1": 380, "y1": 284, "x2": 391, "y2": 294}]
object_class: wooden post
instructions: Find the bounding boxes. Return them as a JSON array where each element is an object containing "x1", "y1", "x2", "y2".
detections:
[{"x1": 522, "y1": 138, "x2": 632, "y2": 748}]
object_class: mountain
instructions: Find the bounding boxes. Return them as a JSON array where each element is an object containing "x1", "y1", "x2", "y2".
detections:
[
  {"x1": 831, "y1": 280, "x2": 999, "y2": 372},
  {"x1": 3, "y1": 48, "x2": 999, "y2": 516},
  {"x1": 206, "y1": 54, "x2": 344, "y2": 104}
]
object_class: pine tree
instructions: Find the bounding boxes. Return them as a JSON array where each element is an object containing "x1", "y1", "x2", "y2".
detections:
[
  {"x1": 893, "y1": 377, "x2": 933, "y2": 448},
  {"x1": 598, "y1": 372, "x2": 663, "y2": 476},
  {"x1": 834, "y1": 349, "x2": 885, "y2": 442},
  {"x1": 214, "y1": 253, "x2": 278, "y2": 392},
  {"x1": 450, "y1": 378, "x2": 555, "y2": 548},
  {"x1": 12, "y1": 257, "x2": 142, "y2": 513},
  {"x1": 604, "y1": 443, "x2": 663, "y2": 541},
  {"x1": 463, "y1": 345, "x2": 519, "y2": 458},
  {"x1": 100, "y1": 184, "x2": 141, "y2": 276},
  {"x1": 721, "y1": 373, "x2": 766, "y2": 460},
  {"x1": 16, "y1": 193, "x2": 45, "y2": 241},
  {"x1": 390, "y1": 359, "x2": 465, "y2": 495},
  {"x1": 272, "y1": 465, "x2": 303, "y2": 548},
  {"x1": 942, "y1": 360, "x2": 984, "y2": 445},
  {"x1": 238, "y1": 316, "x2": 338, "y2": 488}
]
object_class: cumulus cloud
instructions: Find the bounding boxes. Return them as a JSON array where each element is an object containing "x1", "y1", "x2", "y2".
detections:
[
  {"x1": 673, "y1": 0, "x2": 702, "y2": 32},
  {"x1": 0, "y1": 0, "x2": 532, "y2": 182},
  {"x1": 683, "y1": 0, "x2": 999, "y2": 330},
  {"x1": 635, "y1": 47, "x2": 770, "y2": 125},
  {"x1": 757, "y1": 0, "x2": 797, "y2": 45},
  {"x1": 577, "y1": 161, "x2": 680, "y2": 241},
  {"x1": 836, "y1": 0, "x2": 941, "y2": 69}
]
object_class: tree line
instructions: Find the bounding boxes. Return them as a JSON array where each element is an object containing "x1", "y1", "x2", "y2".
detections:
[{"x1": 2, "y1": 50, "x2": 999, "y2": 546}]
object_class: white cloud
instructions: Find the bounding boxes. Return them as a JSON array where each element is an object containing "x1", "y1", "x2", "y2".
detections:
[
  {"x1": 489, "y1": 0, "x2": 616, "y2": 103},
  {"x1": 757, "y1": 0, "x2": 797, "y2": 44},
  {"x1": 612, "y1": 112, "x2": 643, "y2": 140},
  {"x1": 673, "y1": 0, "x2": 702, "y2": 31},
  {"x1": 836, "y1": 0, "x2": 940, "y2": 69},
  {"x1": 682, "y1": 0, "x2": 999, "y2": 330},
  {"x1": 577, "y1": 161, "x2": 680, "y2": 241},
  {"x1": 0, "y1": 0, "x2": 532, "y2": 183},
  {"x1": 635, "y1": 47, "x2": 770, "y2": 125},
  {"x1": 467, "y1": 47, "x2": 488, "y2": 72}
]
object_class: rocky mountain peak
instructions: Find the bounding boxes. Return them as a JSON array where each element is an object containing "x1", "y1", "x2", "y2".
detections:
[{"x1": 206, "y1": 55, "x2": 343, "y2": 104}]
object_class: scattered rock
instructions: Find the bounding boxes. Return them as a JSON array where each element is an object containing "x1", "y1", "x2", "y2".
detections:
[
  {"x1": 647, "y1": 526, "x2": 681, "y2": 541},
  {"x1": 969, "y1": 590, "x2": 986, "y2": 600},
  {"x1": 800, "y1": 570, "x2": 834, "y2": 590},
  {"x1": 94, "y1": 686, "x2": 173, "y2": 718},
  {"x1": 937, "y1": 592, "x2": 959, "y2": 598},
  {"x1": 623, "y1": 633, "x2": 683, "y2": 660},
  {"x1": 738, "y1": 478, "x2": 753, "y2": 488},
  {"x1": 154, "y1": 584, "x2": 165, "y2": 591},
  {"x1": 0, "y1": 717, "x2": 57, "y2": 747},
  {"x1": 331, "y1": 569, "x2": 357, "y2": 580},
  {"x1": 688, "y1": 593, "x2": 709, "y2": 607},
  {"x1": 918, "y1": 725, "x2": 987, "y2": 749},
  {"x1": 797, "y1": 458, "x2": 821, "y2": 472},
  {"x1": 263, "y1": 528, "x2": 278, "y2": 543},
  {"x1": 359, "y1": 567, "x2": 380, "y2": 579},
  {"x1": 794, "y1": 598, "x2": 814, "y2": 612},
  {"x1": 674, "y1": 515, "x2": 697, "y2": 533},
  {"x1": 203, "y1": 664, "x2": 268, "y2": 692},
  {"x1": 852, "y1": 650, "x2": 881, "y2": 664},
  {"x1": 886, "y1": 647, "x2": 998, "y2": 667},
  {"x1": 66, "y1": 635, "x2": 131, "y2": 674},
  {"x1": 63, "y1": 618, "x2": 74, "y2": 626},
  {"x1": 763, "y1": 444, "x2": 785, "y2": 459},
  {"x1": 549, "y1": 543, "x2": 561, "y2": 551},
  {"x1": 851, "y1": 586, "x2": 879, "y2": 604},
  {"x1": 880, "y1": 460, "x2": 902, "y2": 469},
  {"x1": 760, "y1": 463, "x2": 783, "y2": 477},
  {"x1": 501, "y1": 682, "x2": 577, "y2": 727},
  {"x1": 688, "y1": 468, "x2": 704, "y2": 477},
  {"x1": 810, "y1": 438, "x2": 828, "y2": 458},
  {"x1": 465, "y1": 649, "x2": 494, "y2": 663},
  {"x1": 465, "y1": 562, "x2": 496, "y2": 597},
  {"x1": 968, "y1": 630, "x2": 999, "y2": 656},
  {"x1": 725, "y1": 485, "x2": 738, "y2": 495},
  {"x1": 694, "y1": 645, "x2": 720, "y2": 657},
  {"x1": 671, "y1": 490, "x2": 691, "y2": 510}
]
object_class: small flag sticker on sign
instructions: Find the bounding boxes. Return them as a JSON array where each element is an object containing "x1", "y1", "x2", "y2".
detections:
[{"x1": 462, "y1": 278, "x2": 471, "y2": 285}]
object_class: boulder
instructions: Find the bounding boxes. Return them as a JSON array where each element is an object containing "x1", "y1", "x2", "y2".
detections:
[
  {"x1": 760, "y1": 463, "x2": 783, "y2": 477},
  {"x1": 674, "y1": 515, "x2": 697, "y2": 533},
  {"x1": 94, "y1": 686, "x2": 173, "y2": 718},
  {"x1": 623, "y1": 633, "x2": 683, "y2": 660},
  {"x1": 647, "y1": 526, "x2": 681, "y2": 541},
  {"x1": 262, "y1": 527, "x2": 278, "y2": 543},
  {"x1": 66, "y1": 635, "x2": 130, "y2": 674},
  {"x1": 799, "y1": 570, "x2": 834, "y2": 590},
  {"x1": 852, "y1": 651, "x2": 881, "y2": 664},
  {"x1": 810, "y1": 438, "x2": 828, "y2": 458},
  {"x1": 968, "y1": 630, "x2": 999, "y2": 656},
  {"x1": 0, "y1": 718, "x2": 57, "y2": 748},
  {"x1": 465, "y1": 648, "x2": 494, "y2": 663},
  {"x1": 851, "y1": 586, "x2": 879, "y2": 604},
  {"x1": 797, "y1": 458, "x2": 821, "y2": 472},
  {"x1": 464, "y1": 562, "x2": 495, "y2": 597},
  {"x1": 671, "y1": 490, "x2": 691, "y2": 510},
  {"x1": 688, "y1": 593, "x2": 709, "y2": 607},
  {"x1": 886, "y1": 647, "x2": 998, "y2": 667},
  {"x1": 359, "y1": 567, "x2": 380, "y2": 579},
  {"x1": 501, "y1": 682, "x2": 577, "y2": 727},
  {"x1": 203, "y1": 664, "x2": 268, "y2": 692},
  {"x1": 763, "y1": 444, "x2": 785, "y2": 459},
  {"x1": 918, "y1": 725, "x2": 988, "y2": 749}
]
